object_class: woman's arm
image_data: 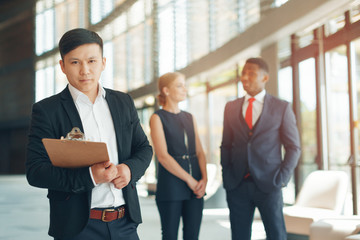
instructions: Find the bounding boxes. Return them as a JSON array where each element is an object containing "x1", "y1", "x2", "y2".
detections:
[
  {"x1": 192, "y1": 116, "x2": 207, "y2": 198},
  {"x1": 149, "y1": 113, "x2": 198, "y2": 191}
]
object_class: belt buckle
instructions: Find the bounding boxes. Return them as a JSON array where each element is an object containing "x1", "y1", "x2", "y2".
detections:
[
  {"x1": 118, "y1": 207, "x2": 125, "y2": 219},
  {"x1": 101, "y1": 209, "x2": 115, "y2": 222}
]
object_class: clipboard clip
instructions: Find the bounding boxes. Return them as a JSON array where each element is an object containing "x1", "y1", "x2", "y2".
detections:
[{"x1": 62, "y1": 127, "x2": 85, "y2": 141}]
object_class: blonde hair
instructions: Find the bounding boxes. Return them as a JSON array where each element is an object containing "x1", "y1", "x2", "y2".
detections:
[{"x1": 157, "y1": 72, "x2": 185, "y2": 106}]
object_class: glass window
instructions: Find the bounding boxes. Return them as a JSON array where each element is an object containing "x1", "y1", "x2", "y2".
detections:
[
  {"x1": 144, "y1": 18, "x2": 153, "y2": 84},
  {"x1": 325, "y1": 14, "x2": 346, "y2": 36},
  {"x1": 128, "y1": 24, "x2": 146, "y2": 90},
  {"x1": 211, "y1": 0, "x2": 238, "y2": 49},
  {"x1": 297, "y1": 29, "x2": 314, "y2": 49},
  {"x1": 174, "y1": 0, "x2": 188, "y2": 70},
  {"x1": 238, "y1": 0, "x2": 260, "y2": 33},
  {"x1": 158, "y1": 4, "x2": 175, "y2": 75},
  {"x1": 101, "y1": 41, "x2": 114, "y2": 89},
  {"x1": 351, "y1": 2, "x2": 360, "y2": 23},
  {"x1": 325, "y1": 45, "x2": 350, "y2": 167},
  {"x1": 351, "y1": 37, "x2": 360, "y2": 214},
  {"x1": 187, "y1": 0, "x2": 209, "y2": 62},
  {"x1": 208, "y1": 85, "x2": 237, "y2": 165},
  {"x1": 187, "y1": 82, "x2": 208, "y2": 161},
  {"x1": 113, "y1": 34, "x2": 127, "y2": 92},
  {"x1": 278, "y1": 66, "x2": 293, "y2": 102},
  {"x1": 113, "y1": 14, "x2": 127, "y2": 36},
  {"x1": 35, "y1": 66, "x2": 55, "y2": 102},
  {"x1": 278, "y1": 37, "x2": 291, "y2": 63},
  {"x1": 273, "y1": 0, "x2": 289, "y2": 7},
  {"x1": 128, "y1": 0, "x2": 145, "y2": 27},
  {"x1": 299, "y1": 58, "x2": 317, "y2": 171},
  {"x1": 36, "y1": 8, "x2": 55, "y2": 55},
  {"x1": 90, "y1": 0, "x2": 114, "y2": 25}
]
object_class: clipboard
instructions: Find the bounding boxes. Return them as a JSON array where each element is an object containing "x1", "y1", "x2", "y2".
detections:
[{"x1": 42, "y1": 138, "x2": 110, "y2": 168}]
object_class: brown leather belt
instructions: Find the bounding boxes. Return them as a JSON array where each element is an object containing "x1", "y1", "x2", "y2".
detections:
[{"x1": 90, "y1": 206, "x2": 125, "y2": 222}]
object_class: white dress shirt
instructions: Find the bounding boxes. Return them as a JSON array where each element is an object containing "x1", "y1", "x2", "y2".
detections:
[
  {"x1": 242, "y1": 90, "x2": 266, "y2": 127},
  {"x1": 68, "y1": 83, "x2": 125, "y2": 208}
]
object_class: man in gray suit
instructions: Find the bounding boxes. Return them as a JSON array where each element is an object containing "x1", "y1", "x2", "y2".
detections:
[{"x1": 220, "y1": 58, "x2": 301, "y2": 240}]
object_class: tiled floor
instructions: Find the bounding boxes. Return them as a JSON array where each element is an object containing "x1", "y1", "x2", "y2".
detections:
[{"x1": 0, "y1": 175, "x2": 266, "y2": 240}]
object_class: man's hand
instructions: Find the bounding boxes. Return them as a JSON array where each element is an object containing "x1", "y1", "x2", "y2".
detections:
[
  {"x1": 91, "y1": 161, "x2": 118, "y2": 184},
  {"x1": 112, "y1": 164, "x2": 131, "y2": 189}
]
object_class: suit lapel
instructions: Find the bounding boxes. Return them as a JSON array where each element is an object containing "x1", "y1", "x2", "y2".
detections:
[
  {"x1": 105, "y1": 90, "x2": 123, "y2": 159},
  {"x1": 232, "y1": 98, "x2": 249, "y2": 138},
  {"x1": 60, "y1": 86, "x2": 84, "y2": 132}
]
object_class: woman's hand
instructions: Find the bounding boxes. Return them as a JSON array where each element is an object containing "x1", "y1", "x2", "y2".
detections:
[{"x1": 193, "y1": 178, "x2": 207, "y2": 198}]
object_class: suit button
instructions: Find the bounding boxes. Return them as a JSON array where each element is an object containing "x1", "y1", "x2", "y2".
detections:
[{"x1": 249, "y1": 131, "x2": 253, "y2": 136}]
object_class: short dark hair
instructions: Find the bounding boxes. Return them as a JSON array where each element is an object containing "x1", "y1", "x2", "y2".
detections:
[
  {"x1": 59, "y1": 28, "x2": 103, "y2": 60},
  {"x1": 245, "y1": 58, "x2": 269, "y2": 73}
]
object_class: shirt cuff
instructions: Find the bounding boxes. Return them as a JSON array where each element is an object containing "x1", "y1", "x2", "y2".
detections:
[{"x1": 89, "y1": 167, "x2": 98, "y2": 186}]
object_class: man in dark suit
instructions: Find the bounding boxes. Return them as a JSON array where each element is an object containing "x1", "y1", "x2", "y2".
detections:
[
  {"x1": 26, "y1": 28, "x2": 152, "y2": 240},
  {"x1": 220, "y1": 58, "x2": 301, "y2": 240}
]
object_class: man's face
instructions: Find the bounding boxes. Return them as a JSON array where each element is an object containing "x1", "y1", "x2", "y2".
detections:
[
  {"x1": 240, "y1": 62, "x2": 269, "y2": 96},
  {"x1": 59, "y1": 43, "x2": 105, "y2": 99}
]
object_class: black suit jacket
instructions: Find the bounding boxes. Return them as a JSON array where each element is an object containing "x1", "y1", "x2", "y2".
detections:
[
  {"x1": 26, "y1": 86, "x2": 152, "y2": 239},
  {"x1": 220, "y1": 94, "x2": 301, "y2": 193}
]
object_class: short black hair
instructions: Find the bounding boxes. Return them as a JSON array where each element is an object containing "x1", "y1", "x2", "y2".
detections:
[
  {"x1": 245, "y1": 58, "x2": 269, "y2": 73},
  {"x1": 59, "y1": 28, "x2": 103, "y2": 60}
]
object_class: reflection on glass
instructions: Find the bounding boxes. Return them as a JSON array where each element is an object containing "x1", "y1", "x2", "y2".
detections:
[{"x1": 326, "y1": 45, "x2": 350, "y2": 166}]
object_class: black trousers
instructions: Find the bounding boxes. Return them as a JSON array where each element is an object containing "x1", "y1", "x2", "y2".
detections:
[
  {"x1": 156, "y1": 198, "x2": 204, "y2": 240},
  {"x1": 54, "y1": 210, "x2": 139, "y2": 240}
]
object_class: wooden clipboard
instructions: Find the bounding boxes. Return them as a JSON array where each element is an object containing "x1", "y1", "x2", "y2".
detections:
[{"x1": 42, "y1": 138, "x2": 110, "y2": 168}]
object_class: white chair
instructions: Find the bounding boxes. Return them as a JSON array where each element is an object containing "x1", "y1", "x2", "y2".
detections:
[
  {"x1": 345, "y1": 234, "x2": 360, "y2": 240},
  {"x1": 309, "y1": 217, "x2": 360, "y2": 240},
  {"x1": 283, "y1": 170, "x2": 349, "y2": 237}
]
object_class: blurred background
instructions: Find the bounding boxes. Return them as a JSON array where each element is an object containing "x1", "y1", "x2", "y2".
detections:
[{"x1": 2, "y1": 1, "x2": 360, "y2": 238}]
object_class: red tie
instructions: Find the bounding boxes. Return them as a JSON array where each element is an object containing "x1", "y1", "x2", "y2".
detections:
[{"x1": 245, "y1": 97, "x2": 255, "y2": 129}]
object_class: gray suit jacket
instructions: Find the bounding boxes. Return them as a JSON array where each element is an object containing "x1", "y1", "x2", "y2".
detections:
[
  {"x1": 220, "y1": 94, "x2": 301, "y2": 193},
  {"x1": 26, "y1": 86, "x2": 152, "y2": 239}
]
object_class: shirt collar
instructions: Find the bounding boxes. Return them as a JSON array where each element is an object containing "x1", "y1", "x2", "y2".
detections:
[
  {"x1": 68, "y1": 83, "x2": 106, "y2": 103},
  {"x1": 245, "y1": 90, "x2": 266, "y2": 103}
]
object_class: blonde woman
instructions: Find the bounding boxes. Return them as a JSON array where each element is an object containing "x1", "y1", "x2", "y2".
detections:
[{"x1": 150, "y1": 72, "x2": 207, "y2": 240}]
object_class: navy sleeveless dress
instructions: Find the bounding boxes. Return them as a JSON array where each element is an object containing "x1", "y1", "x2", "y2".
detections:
[{"x1": 155, "y1": 109, "x2": 202, "y2": 201}]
